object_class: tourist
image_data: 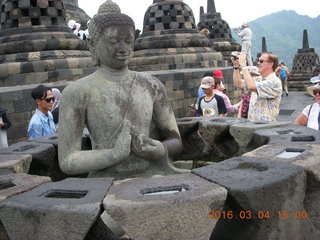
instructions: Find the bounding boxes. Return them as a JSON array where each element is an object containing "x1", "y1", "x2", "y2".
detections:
[
  {"x1": 200, "y1": 28, "x2": 210, "y2": 36},
  {"x1": 197, "y1": 76, "x2": 227, "y2": 117},
  {"x1": 51, "y1": 88, "x2": 61, "y2": 124},
  {"x1": 231, "y1": 52, "x2": 282, "y2": 121},
  {"x1": 0, "y1": 106, "x2": 11, "y2": 148},
  {"x1": 212, "y1": 72, "x2": 239, "y2": 115},
  {"x1": 28, "y1": 85, "x2": 56, "y2": 139},
  {"x1": 234, "y1": 23, "x2": 253, "y2": 66},
  {"x1": 232, "y1": 64, "x2": 260, "y2": 119},
  {"x1": 58, "y1": 2, "x2": 183, "y2": 179},
  {"x1": 67, "y1": 19, "x2": 81, "y2": 35},
  {"x1": 294, "y1": 83, "x2": 320, "y2": 130},
  {"x1": 276, "y1": 61, "x2": 290, "y2": 96}
]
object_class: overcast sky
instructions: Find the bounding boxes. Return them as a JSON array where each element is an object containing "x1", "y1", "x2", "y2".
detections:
[{"x1": 77, "y1": 0, "x2": 319, "y2": 30}]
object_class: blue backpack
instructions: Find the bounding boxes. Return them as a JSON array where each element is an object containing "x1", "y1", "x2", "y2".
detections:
[{"x1": 279, "y1": 68, "x2": 287, "y2": 79}]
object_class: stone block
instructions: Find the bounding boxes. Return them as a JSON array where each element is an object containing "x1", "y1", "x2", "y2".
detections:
[
  {"x1": 29, "y1": 7, "x2": 41, "y2": 18},
  {"x1": 229, "y1": 121, "x2": 290, "y2": 152},
  {"x1": 0, "y1": 154, "x2": 32, "y2": 174},
  {"x1": 253, "y1": 124, "x2": 320, "y2": 147},
  {"x1": 29, "y1": 130, "x2": 92, "y2": 150},
  {"x1": 192, "y1": 157, "x2": 318, "y2": 240},
  {"x1": 0, "y1": 141, "x2": 56, "y2": 178},
  {"x1": 0, "y1": 173, "x2": 51, "y2": 202},
  {"x1": 243, "y1": 143, "x2": 320, "y2": 232},
  {"x1": 39, "y1": 16, "x2": 52, "y2": 26},
  {"x1": 18, "y1": 0, "x2": 31, "y2": 9},
  {"x1": 0, "y1": 178, "x2": 113, "y2": 240},
  {"x1": 37, "y1": 0, "x2": 49, "y2": 8},
  {"x1": 176, "y1": 117, "x2": 206, "y2": 159},
  {"x1": 198, "y1": 117, "x2": 248, "y2": 161},
  {"x1": 104, "y1": 173, "x2": 227, "y2": 240}
]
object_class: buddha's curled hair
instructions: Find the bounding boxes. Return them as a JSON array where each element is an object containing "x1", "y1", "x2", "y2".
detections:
[{"x1": 88, "y1": 13, "x2": 135, "y2": 46}]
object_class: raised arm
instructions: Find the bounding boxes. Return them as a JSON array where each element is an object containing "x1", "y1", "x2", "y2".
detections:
[{"x1": 231, "y1": 55, "x2": 245, "y2": 89}]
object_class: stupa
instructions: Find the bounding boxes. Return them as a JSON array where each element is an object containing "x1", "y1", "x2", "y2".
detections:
[
  {"x1": 289, "y1": 29, "x2": 319, "y2": 91},
  {"x1": 197, "y1": 0, "x2": 240, "y2": 60},
  {"x1": 129, "y1": 0, "x2": 226, "y2": 71},
  {"x1": 0, "y1": 0, "x2": 94, "y2": 142}
]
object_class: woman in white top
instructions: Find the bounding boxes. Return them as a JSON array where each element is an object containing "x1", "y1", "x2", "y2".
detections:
[{"x1": 294, "y1": 84, "x2": 320, "y2": 130}]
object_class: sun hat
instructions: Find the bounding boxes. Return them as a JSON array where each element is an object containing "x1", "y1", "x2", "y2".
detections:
[
  {"x1": 213, "y1": 69, "x2": 224, "y2": 79},
  {"x1": 68, "y1": 19, "x2": 76, "y2": 29},
  {"x1": 241, "y1": 23, "x2": 248, "y2": 27},
  {"x1": 310, "y1": 74, "x2": 320, "y2": 84},
  {"x1": 200, "y1": 76, "x2": 215, "y2": 89},
  {"x1": 306, "y1": 83, "x2": 320, "y2": 97}
]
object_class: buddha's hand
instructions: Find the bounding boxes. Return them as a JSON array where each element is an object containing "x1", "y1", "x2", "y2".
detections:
[
  {"x1": 131, "y1": 134, "x2": 166, "y2": 159},
  {"x1": 113, "y1": 120, "x2": 132, "y2": 160}
]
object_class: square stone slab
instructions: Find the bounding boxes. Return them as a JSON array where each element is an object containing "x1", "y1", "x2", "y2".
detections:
[
  {"x1": 229, "y1": 120, "x2": 289, "y2": 148},
  {"x1": 0, "y1": 154, "x2": 32, "y2": 174},
  {"x1": 243, "y1": 142, "x2": 320, "y2": 232},
  {"x1": 104, "y1": 173, "x2": 227, "y2": 240},
  {"x1": 192, "y1": 157, "x2": 317, "y2": 240},
  {"x1": 0, "y1": 177, "x2": 113, "y2": 240},
  {"x1": 0, "y1": 173, "x2": 51, "y2": 202}
]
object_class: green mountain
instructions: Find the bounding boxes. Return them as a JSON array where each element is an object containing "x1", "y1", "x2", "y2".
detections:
[{"x1": 231, "y1": 10, "x2": 320, "y2": 70}]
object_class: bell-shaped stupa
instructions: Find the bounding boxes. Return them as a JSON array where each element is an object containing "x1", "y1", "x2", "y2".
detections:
[
  {"x1": 289, "y1": 29, "x2": 319, "y2": 90},
  {"x1": 0, "y1": 0, "x2": 93, "y2": 88},
  {"x1": 130, "y1": 0, "x2": 226, "y2": 71},
  {"x1": 197, "y1": 0, "x2": 240, "y2": 60}
]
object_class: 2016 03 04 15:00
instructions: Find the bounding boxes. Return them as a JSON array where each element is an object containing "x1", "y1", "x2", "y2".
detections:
[{"x1": 208, "y1": 210, "x2": 309, "y2": 220}]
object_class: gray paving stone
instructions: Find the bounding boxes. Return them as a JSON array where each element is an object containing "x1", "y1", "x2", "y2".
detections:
[
  {"x1": 0, "y1": 177, "x2": 113, "y2": 240},
  {"x1": 243, "y1": 143, "x2": 320, "y2": 232},
  {"x1": 0, "y1": 173, "x2": 51, "y2": 202},
  {"x1": 192, "y1": 157, "x2": 318, "y2": 240},
  {"x1": 253, "y1": 124, "x2": 320, "y2": 146},
  {"x1": 0, "y1": 154, "x2": 32, "y2": 174},
  {"x1": 199, "y1": 117, "x2": 248, "y2": 161},
  {"x1": 104, "y1": 173, "x2": 227, "y2": 240},
  {"x1": 229, "y1": 120, "x2": 290, "y2": 153}
]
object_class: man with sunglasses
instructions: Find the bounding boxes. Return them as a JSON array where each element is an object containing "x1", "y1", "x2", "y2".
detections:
[
  {"x1": 28, "y1": 85, "x2": 56, "y2": 139},
  {"x1": 231, "y1": 52, "x2": 282, "y2": 121}
]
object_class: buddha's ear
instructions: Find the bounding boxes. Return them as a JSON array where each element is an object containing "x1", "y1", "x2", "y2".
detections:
[{"x1": 87, "y1": 37, "x2": 99, "y2": 66}]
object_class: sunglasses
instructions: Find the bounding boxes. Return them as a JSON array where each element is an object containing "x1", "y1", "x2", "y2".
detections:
[
  {"x1": 258, "y1": 59, "x2": 272, "y2": 64},
  {"x1": 313, "y1": 90, "x2": 320, "y2": 96},
  {"x1": 41, "y1": 97, "x2": 55, "y2": 103}
]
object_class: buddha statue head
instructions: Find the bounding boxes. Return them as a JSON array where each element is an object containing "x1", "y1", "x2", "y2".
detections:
[{"x1": 87, "y1": 0, "x2": 135, "y2": 69}]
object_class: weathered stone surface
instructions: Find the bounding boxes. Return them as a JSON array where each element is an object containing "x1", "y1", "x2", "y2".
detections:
[
  {"x1": 243, "y1": 143, "x2": 320, "y2": 233},
  {"x1": 229, "y1": 121, "x2": 290, "y2": 153},
  {"x1": 28, "y1": 130, "x2": 92, "y2": 150},
  {"x1": 192, "y1": 157, "x2": 318, "y2": 240},
  {"x1": 0, "y1": 141, "x2": 56, "y2": 177},
  {"x1": 0, "y1": 177, "x2": 113, "y2": 240},
  {"x1": 176, "y1": 117, "x2": 206, "y2": 160},
  {"x1": 0, "y1": 173, "x2": 51, "y2": 202},
  {"x1": 253, "y1": 124, "x2": 320, "y2": 146},
  {"x1": 198, "y1": 117, "x2": 248, "y2": 161},
  {"x1": 104, "y1": 173, "x2": 227, "y2": 240},
  {"x1": 0, "y1": 154, "x2": 32, "y2": 174}
]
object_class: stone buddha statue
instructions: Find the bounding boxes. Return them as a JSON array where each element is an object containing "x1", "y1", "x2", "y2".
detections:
[{"x1": 58, "y1": 0, "x2": 184, "y2": 179}]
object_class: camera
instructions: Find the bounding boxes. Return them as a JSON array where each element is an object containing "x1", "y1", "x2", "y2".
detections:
[{"x1": 231, "y1": 51, "x2": 239, "y2": 59}]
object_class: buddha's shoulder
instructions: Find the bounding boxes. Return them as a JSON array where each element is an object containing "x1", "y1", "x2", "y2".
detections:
[{"x1": 130, "y1": 71, "x2": 164, "y2": 87}]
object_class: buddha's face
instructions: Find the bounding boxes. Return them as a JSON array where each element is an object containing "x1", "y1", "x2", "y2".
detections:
[{"x1": 95, "y1": 25, "x2": 135, "y2": 69}]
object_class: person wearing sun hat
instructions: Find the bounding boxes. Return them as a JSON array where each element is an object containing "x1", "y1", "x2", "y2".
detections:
[{"x1": 294, "y1": 83, "x2": 320, "y2": 130}]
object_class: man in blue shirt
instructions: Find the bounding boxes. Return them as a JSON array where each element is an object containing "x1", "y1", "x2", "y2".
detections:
[{"x1": 28, "y1": 85, "x2": 56, "y2": 139}]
